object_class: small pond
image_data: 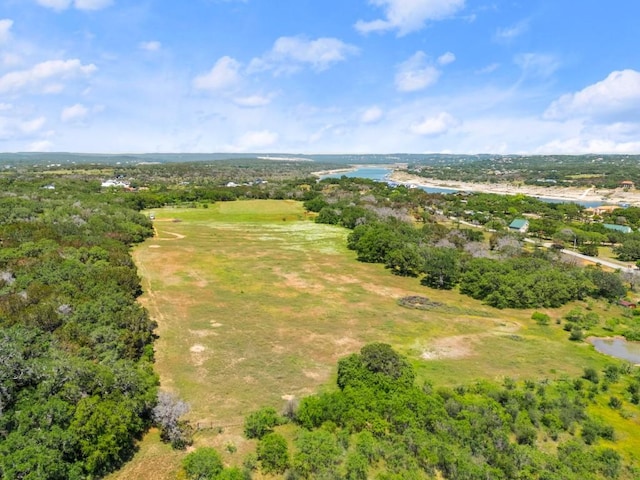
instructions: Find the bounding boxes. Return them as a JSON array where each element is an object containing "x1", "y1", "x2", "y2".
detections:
[{"x1": 589, "y1": 337, "x2": 640, "y2": 364}]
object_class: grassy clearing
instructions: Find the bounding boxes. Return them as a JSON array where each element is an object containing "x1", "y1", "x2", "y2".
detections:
[{"x1": 119, "y1": 199, "x2": 626, "y2": 478}]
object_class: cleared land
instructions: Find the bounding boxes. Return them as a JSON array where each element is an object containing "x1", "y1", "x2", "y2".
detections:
[{"x1": 117, "y1": 199, "x2": 621, "y2": 478}]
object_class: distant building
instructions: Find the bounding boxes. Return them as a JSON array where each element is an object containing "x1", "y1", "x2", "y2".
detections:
[
  {"x1": 101, "y1": 179, "x2": 129, "y2": 188},
  {"x1": 603, "y1": 223, "x2": 632, "y2": 234},
  {"x1": 620, "y1": 180, "x2": 635, "y2": 190},
  {"x1": 508, "y1": 218, "x2": 529, "y2": 233},
  {"x1": 618, "y1": 300, "x2": 636, "y2": 308},
  {"x1": 584, "y1": 205, "x2": 620, "y2": 216}
]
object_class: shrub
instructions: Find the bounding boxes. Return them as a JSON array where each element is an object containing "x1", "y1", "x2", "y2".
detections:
[
  {"x1": 244, "y1": 407, "x2": 282, "y2": 439},
  {"x1": 531, "y1": 311, "x2": 550, "y2": 325},
  {"x1": 182, "y1": 448, "x2": 223, "y2": 480},
  {"x1": 257, "y1": 433, "x2": 289, "y2": 475}
]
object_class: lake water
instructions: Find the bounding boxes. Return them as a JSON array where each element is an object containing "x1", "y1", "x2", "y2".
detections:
[
  {"x1": 321, "y1": 167, "x2": 392, "y2": 182},
  {"x1": 321, "y1": 167, "x2": 604, "y2": 207},
  {"x1": 590, "y1": 337, "x2": 640, "y2": 364}
]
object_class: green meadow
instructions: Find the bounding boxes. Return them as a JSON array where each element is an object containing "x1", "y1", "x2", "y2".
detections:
[{"x1": 113, "y1": 199, "x2": 632, "y2": 478}]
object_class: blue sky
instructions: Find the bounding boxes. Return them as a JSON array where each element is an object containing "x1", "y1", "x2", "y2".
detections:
[{"x1": 0, "y1": 0, "x2": 639, "y2": 154}]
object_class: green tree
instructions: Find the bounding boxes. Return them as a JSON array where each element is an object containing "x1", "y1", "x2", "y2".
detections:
[
  {"x1": 243, "y1": 407, "x2": 282, "y2": 439},
  {"x1": 182, "y1": 447, "x2": 223, "y2": 480},
  {"x1": 257, "y1": 432, "x2": 289, "y2": 474},
  {"x1": 292, "y1": 429, "x2": 341, "y2": 479},
  {"x1": 421, "y1": 247, "x2": 460, "y2": 290}
]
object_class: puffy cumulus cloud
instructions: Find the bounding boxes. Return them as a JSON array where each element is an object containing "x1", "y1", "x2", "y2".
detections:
[
  {"x1": 0, "y1": 59, "x2": 97, "y2": 94},
  {"x1": 514, "y1": 53, "x2": 560, "y2": 79},
  {"x1": 139, "y1": 41, "x2": 161, "y2": 52},
  {"x1": 193, "y1": 56, "x2": 242, "y2": 92},
  {"x1": 410, "y1": 111, "x2": 460, "y2": 136},
  {"x1": 35, "y1": 0, "x2": 112, "y2": 11},
  {"x1": 395, "y1": 51, "x2": 441, "y2": 92},
  {"x1": 248, "y1": 36, "x2": 358, "y2": 74},
  {"x1": 355, "y1": 0, "x2": 465, "y2": 36},
  {"x1": 232, "y1": 94, "x2": 273, "y2": 108},
  {"x1": 231, "y1": 130, "x2": 279, "y2": 151},
  {"x1": 61, "y1": 103, "x2": 89, "y2": 122},
  {"x1": 545, "y1": 70, "x2": 640, "y2": 121},
  {"x1": 360, "y1": 105, "x2": 384, "y2": 124},
  {"x1": 0, "y1": 19, "x2": 13, "y2": 44},
  {"x1": 437, "y1": 52, "x2": 455, "y2": 66}
]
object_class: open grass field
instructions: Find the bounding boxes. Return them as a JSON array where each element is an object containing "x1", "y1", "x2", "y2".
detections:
[{"x1": 113, "y1": 199, "x2": 632, "y2": 478}]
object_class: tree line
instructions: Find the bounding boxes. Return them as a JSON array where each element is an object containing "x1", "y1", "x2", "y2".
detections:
[{"x1": 0, "y1": 176, "x2": 158, "y2": 479}]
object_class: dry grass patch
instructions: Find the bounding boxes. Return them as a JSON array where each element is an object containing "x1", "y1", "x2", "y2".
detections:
[{"x1": 118, "y1": 200, "x2": 614, "y2": 479}]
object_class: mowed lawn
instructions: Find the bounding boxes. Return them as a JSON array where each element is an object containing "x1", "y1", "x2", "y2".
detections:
[{"x1": 117, "y1": 199, "x2": 613, "y2": 478}]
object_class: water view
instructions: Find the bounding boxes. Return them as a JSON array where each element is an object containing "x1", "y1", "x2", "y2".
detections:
[
  {"x1": 590, "y1": 337, "x2": 640, "y2": 364},
  {"x1": 322, "y1": 167, "x2": 605, "y2": 207}
]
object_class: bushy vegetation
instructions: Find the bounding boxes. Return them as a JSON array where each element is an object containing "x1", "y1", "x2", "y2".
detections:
[
  {"x1": 241, "y1": 343, "x2": 638, "y2": 479},
  {"x1": 299, "y1": 177, "x2": 633, "y2": 309},
  {"x1": 0, "y1": 177, "x2": 158, "y2": 478}
]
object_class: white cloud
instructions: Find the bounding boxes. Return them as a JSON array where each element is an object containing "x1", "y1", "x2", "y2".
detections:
[
  {"x1": 20, "y1": 117, "x2": 46, "y2": 134},
  {"x1": 355, "y1": 0, "x2": 466, "y2": 36},
  {"x1": 495, "y1": 20, "x2": 529, "y2": 43},
  {"x1": 360, "y1": 106, "x2": 384, "y2": 124},
  {"x1": 61, "y1": 103, "x2": 89, "y2": 122},
  {"x1": 395, "y1": 51, "x2": 441, "y2": 92},
  {"x1": 536, "y1": 137, "x2": 640, "y2": 155},
  {"x1": 35, "y1": 0, "x2": 112, "y2": 10},
  {"x1": 248, "y1": 36, "x2": 358, "y2": 74},
  {"x1": 514, "y1": 53, "x2": 560, "y2": 78},
  {"x1": 476, "y1": 63, "x2": 500, "y2": 74},
  {"x1": 0, "y1": 19, "x2": 13, "y2": 44},
  {"x1": 36, "y1": 0, "x2": 71, "y2": 11},
  {"x1": 27, "y1": 140, "x2": 54, "y2": 152},
  {"x1": 0, "y1": 103, "x2": 12, "y2": 111},
  {"x1": 2, "y1": 53, "x2": 22, "y2": 67},
  {"x1": 545, "y1": 70, "x2": 640, "y2": 121},
  {"x1": 231, "y1": 130, "x2": 279, "y2": 151},
  {"x1": 139, "y1": 41, "x2": 161, "y2": 52},
  {"x1": 0, "y1": 59, "x2": 97, "y2": 94},
  {"x1": 437, "y1": 52, "x2": 456, "y2": 66},
  {"x1": 193, "y1": 56, "x2": 242, "y2": 91},
  {"x1": 232, "y1": 94, "x2": 273, "y2": 108},
  {"x1": 410, "y1": 112, "x2": 459, "y2": 136},
  {"x1": 74, "y1": 0, "x2": 113, "y2": 10}
]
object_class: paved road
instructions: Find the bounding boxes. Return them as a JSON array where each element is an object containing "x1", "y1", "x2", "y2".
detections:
[
  {"x1": 451, "y1": 216, "x2": 636, "y2": 273},
  {"x1": 523, "y1": 238, "x2": 635, "y2": 272}
]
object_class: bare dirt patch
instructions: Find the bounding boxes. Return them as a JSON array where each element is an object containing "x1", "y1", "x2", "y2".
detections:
[
  {"x1": 190, "y1": 344, "x2": 207, "y2": 367},
  {"x1": 272, "y1": 267, "x2": 324, "y2": 292},
  {"x1": 361, "y1": 282, "x2": 407, "y2": 299},
  {"x1": 421, "y1": 335, "x2": 476, "y2": 360},
  {"x1": 189, "y1": 329, "x2": 218, "y2": 338}
]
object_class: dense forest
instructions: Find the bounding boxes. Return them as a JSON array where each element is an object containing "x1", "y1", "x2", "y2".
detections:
[{"x1": 0, "y1": 176, "x2": 157, "y2": 478}]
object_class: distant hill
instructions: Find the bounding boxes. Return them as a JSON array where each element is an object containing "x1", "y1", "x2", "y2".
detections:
[{"x1": 0, "y1": 152, "x2": 496, "y2": 167}]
